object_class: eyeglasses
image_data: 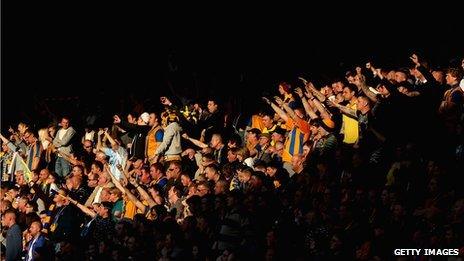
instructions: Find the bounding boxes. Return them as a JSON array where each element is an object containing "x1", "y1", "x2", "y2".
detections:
[{"x1": 167, "y1": 168, "x2": 175, "y2": 171}]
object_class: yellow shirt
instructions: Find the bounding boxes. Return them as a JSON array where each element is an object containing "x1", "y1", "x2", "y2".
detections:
[{"x1": 342, "y1": 101, "x2": 359, "y2": 144}]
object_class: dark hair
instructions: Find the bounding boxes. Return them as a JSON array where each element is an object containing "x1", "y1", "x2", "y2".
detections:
[{"x1": 92, "y1": 161, "x2": 104, "y2": 171}]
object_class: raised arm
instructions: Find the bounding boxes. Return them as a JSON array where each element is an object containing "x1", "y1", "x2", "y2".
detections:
[
  {"x1": 354, "y1": 73, "x2": 378, "y2": 102},
  {"x1": 305, "y1": 81, "x2": 326, "y2": 102},
  {"x1": 329, "y1": 100, "x2": 358, "y2": 118},
  {"x1": 182, "y1": 133, "x2": 208, "y2": 149},
  {"x1": 67, "y1": 196, "x2": 97, "y2": 218},
  {"x1": 262, "y1": 97, "x2": 289, "y2": 123},
  {"x1": 311, "y1": 97, "x2": 332, "y2": 120},
  {"x1": 295, "y1": 85, "x2": 318, "y2": 120}
]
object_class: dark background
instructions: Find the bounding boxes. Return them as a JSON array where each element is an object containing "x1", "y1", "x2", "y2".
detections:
[{"x1": 2, "y1": 3, "x2": 462, "y2": 131}]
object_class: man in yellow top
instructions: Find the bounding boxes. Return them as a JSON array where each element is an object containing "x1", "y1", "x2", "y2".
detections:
[
  {"x1": 339, "y1": 84, "x2": 359, "y2": 145},
  {"x1": 146, "y1": 113, "x2": 164, "y2": 164}
]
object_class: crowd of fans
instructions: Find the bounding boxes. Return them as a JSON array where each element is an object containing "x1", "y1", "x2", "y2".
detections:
[{"x1": 1, "y1": 53, "x2": 464, "y2": 260}]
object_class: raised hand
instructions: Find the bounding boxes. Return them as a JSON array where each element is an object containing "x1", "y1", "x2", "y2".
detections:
[
  {"x1": 113, "y1": 115, "x2": 121, "y2": 124},
  {"x1": 160, "y1": 96, "x2": 172, "y2": 106},
  {"x1": 261, "y1": 97, "x2": 271, "y2": 105},
  {"x1": 410, "y1": 53, "x2": 420, "y2": 66},
  {"x1": 294, "y1": 87, "x2": 304, "y2": 98},
  {"x1": 298, "y1": 77, "x2": 308, "y2": 86},
  {"x1": 274, "y1": 96, "x2": 284, "y2": 106}
]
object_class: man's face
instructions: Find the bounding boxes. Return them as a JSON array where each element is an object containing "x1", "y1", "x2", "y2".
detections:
[
  {"x1": 72, "y1": 166, "x2": 82, "y2": 177},
  {"x1": 180, "y1": 175, "x2": 191, "y2": 186},
  {"x1": 1, "y1": 213, "x2": 12, "y2": 227},
  {"x1": 166, "y1": 164, "x2": 179, "y2": 179},
  {"x1": 266, "y1": 167, "x2": 277, "y2": 177},
  {"x1": 29, "y1": 222, "x2": 41, "y2": 237},
  {"x1": 207, "y1": 101, "x2": 218, "y2": 113},
  {"x1": 210, "y1": 135, "x2": 221, "y2": 149},
  {"x1": 342, "y1": 87, "x2": 354, "y2": 101},
  {"x1": 150, "y1": 166, "x2": 160, "y2": 179},
  {"x1": 227, "y1": 151, "x2": 237, "y2": 162},
  {"x1": 149, "y1": 113, "x2": 157, "y2": 126},
  {"x1": 259, "y1": 136, "x2": 270, "y2": 146},
  {"x1": 87, "y1": 174, "x2": 98, "y2": 188},
  {"x1": 445, "y1": 73, "x2": 457, "y2": 85},
  {"x1": 23, "y1": 132, "x2": 34, "y2": 145},
  {"x1": 97, "y1": 174, "x2": 107, "y2": 186},
  {"x1": 205, "y1": 168, "x2": 215, "y2": 181},
  {"x1": 394, "y1": 71, "x2": 407, "y2": 83},
  {"x1": 262, "y1": 115, "x2": 273, "y2": 129},
  {"x1": 61, "y1": 119, "x2": 69, "y2": 129},
  {"x1": 141, "y1": 169, "x2": 151, "y2": 183},
  {"x1": 83, "y1": 141, "x2": 93, "y2": 153}
]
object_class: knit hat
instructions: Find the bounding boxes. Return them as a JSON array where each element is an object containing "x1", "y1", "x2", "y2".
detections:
[{"x1": 140, "y1": 112, "x2": 150, "y2": 124}]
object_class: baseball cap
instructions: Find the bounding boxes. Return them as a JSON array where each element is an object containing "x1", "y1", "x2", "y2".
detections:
[{"x1": 140, "y1": 112, "x2": 150, "y2": 124}]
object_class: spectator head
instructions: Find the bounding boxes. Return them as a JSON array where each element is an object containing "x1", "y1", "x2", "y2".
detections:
[
  {"x1": 87, "y1": 172, "x2": 99, "y2": 188},
  {"x1": 47, "y1": 124, "x2": 57, "y2": 137},
  {"x1": 23, "y1": 129, "x2": 36, "y2": 145},
  {"x1": 71, "y1": 165, "x2": 84, "y2": 178},
  {"x1": 342, "y1": 84, "x2": 357, "y2": 101},
  {"x1": 195, "y1": 181, "x2": 211, "y2": 197},
  {"x1": 1, "y1": 209, "x2": 17, "y2": 228},
  {"x1": 207, "y1": 99, "x2": 219, "y2": 113},
  {"x1": 227, "y1": 133, "x2": 242, "y2": 149},
  {"x1": 167, "y1": 161, "x2": 182, "y2": 180},
  {"x1": 140, "y1": 165, "x2": 151, "y2": 184},
  {"x1": 246, "y1": 128, "x2": 261, "y2": 142},
  {"x1": 291, "y1": 154, "x2": 305, "y2": 172},
  {"x1": 29, "y1": 220, "x2": 42, "y2": 237},
  {"x1": 331, "y1": 79, "x2": 347, "y2": 94},
  {"x1": 356, "y1": 96, "x2": 371, "y2": 112},
  {"x1": 445, "y1": 67, "x2": 463, "y2": 86},
  {"x1": 168, "y1": 184, "x2": 183, "y2": 202},
  {"x1": 259, "y1": 133, "x2": 271, "y2": 146},
  {"x1": 97, "y1": 171, "x2": 110, "y2": 186},
  {"x1": 214, "y1": 179, "x2": 228, "y2": 195},
  {"x1": 150, "y1": 163, "x2": 164, "y2": 180},
  {"x1": 127, "y1": 112, "x2": 138, "y2": 124},
  {"x1": 60, "y1": 117, "x2": 70, "y2": 130},
  {"x1": 95, "y1": 151, "x2": 108, "y2": 164},
  {"x1": 394, "y1": 69, "x2": 409, "y2": 83},
  {"x1": 271, "y1": 127, "x2": 286, "y2": 143},
  {"x1": 205, "y1": 165, "x2": 220, "y2": 181},
  {"x1": 53, "y1": 189, "x2": 70, "y2": 207},
  {"x1": 262, "y1": 112, "x2": 275, "y2": 129},
  {"x1": 432, "y1": 70, "x2": 445, "y2": 84},
  {"x1": 138, "y1": 112, "x2": 150, "y2": 125},
  {"x1": 227, "y1": 148, "x2": 239, "y2": 163},
  {"x1": 99, "y1": 202, "x2": 113, "y2": 218},
  {"x1": 237, "y1": 166, "x2": 253, "y2": 183},
  {"x1": 250, "y1": 171, "x2": 265, "y2": 190},
  {"x1": 210, "y1": 133, "x2": 223, "y2": 150},
  {"x1": 302, "y1": 140, "x2": 314, "y2": 158},
  {"x1": 236, "y1": 147, "x2": 251, "y2": 162},
  {"x1": 17, "y1": 122, "x2": 29, "y2": 134},
  {"x1": 100, "y1": 188, "x2": 112, "y2": 202},
  {"x1": 39, "y1": 168, "x2": 50, "y2": 182},
  {"x1": 109, "y1": 188, "x2": 122, "y2": 203},
  {"x1": 180, "y1": 173, "x2": 192, "y2": 187},
  {"x1": 278, "y1": 82, "x2": 291, "y2": 95},
  {"x1": 91, "y1": 161, "x2": 104, "y2": 174},
  {"x1": 148, "y1": 112, "x2": 159, "y2": 127},
  {"x1": 83, "y1": 140, "x2": 94, "y2": 153},
  {"x1": 38, "y1": 128, "x2": 50, "y2": 143},
  {"x1": 1, "y1": 199, "x2": 12, "y2": 214}
]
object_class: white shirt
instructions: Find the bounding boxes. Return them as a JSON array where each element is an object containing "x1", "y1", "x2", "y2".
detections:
[
  {"x1": 27, "y1": 236, "x2": 38, "y2": 261},
  {"x1": 58, "y1": 128, "x2": 69, "y2": 140}
]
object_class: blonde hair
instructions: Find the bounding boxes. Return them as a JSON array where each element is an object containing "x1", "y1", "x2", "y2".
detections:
[{"x1": 38, "y1": 128, "x2": 49, "y2": 142}]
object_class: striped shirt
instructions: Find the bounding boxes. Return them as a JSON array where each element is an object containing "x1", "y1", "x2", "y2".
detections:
[{"x1": 282, "y1": 118, "x2": 310, "y2": 163}]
